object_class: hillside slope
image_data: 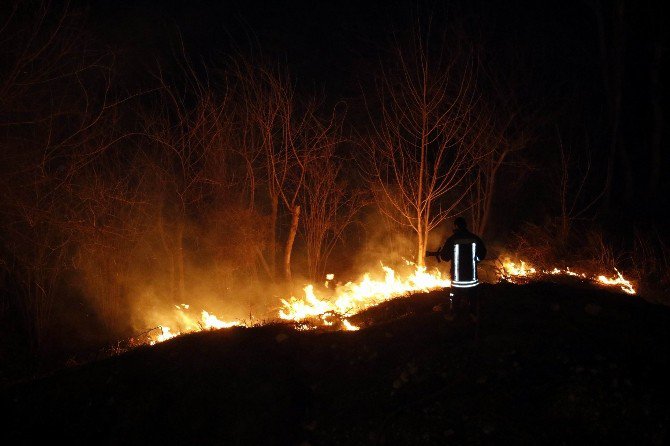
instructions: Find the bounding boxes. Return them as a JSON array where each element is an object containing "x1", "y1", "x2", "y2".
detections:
[{"x1": 2, "y1": 282, "x2": 669, "y2": 445}]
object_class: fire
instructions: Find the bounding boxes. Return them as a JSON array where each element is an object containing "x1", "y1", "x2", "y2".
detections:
[
  {"x1": 499, "y1": 258, "x2": 536, "y2": 278},
  {"x1": 153, "y1": 326, "x2": 178, "y2": 344},
  {"x1": 500, "y1": 258, "x2": 635, "y2": 295},
  {"x1": 279, "y1": 263, "x2": 451, "y2": 323},
  {"x1": 144, "y1": 257, "x2": 636, "y2": 346},
  {"x1": 147, "y1": 305, "x2": 244, "y2": 345},
  {"x1": 342, "y1": 319, "x2": 360, "y2": 331},
  {"x1": 201, "y1": 310, "x2": 243, "y2": 329},
  {"x1": 597, "y1": 269, "x2": 636, "y2": 295}
]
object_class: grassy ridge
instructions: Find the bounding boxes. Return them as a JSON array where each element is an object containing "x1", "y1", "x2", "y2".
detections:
[{"x1": 2, "y1": 282, "x2": 669, "y2": 445}]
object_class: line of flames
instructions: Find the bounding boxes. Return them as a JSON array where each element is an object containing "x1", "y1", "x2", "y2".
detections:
[
  {"x1": 145, "y1": 257, "x2": 636, "y2": 344},
  {"x1": 148, "y1": 304, "x2": 244, "y2": 344},
  {"x1": 499, "y1": 258, "x2": 636, "y2": 295}
]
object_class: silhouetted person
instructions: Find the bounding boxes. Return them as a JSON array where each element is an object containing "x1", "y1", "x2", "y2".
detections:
[{"x1": 436, "y1": 217, "x2": 486, "y2": 319}]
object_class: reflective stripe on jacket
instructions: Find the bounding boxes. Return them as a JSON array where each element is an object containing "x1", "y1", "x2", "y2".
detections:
[{"x1": 440, "y1": 230, "x2": 486, "y2": 288}]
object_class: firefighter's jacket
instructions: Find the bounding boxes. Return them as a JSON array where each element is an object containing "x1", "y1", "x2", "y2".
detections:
[{"x1": 440, "y1": 229, "x2": 487, "y2": 288}]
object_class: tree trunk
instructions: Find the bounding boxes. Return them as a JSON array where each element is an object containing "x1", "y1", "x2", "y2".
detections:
[
  {"x1": 269, "y1": 193, "x2": 278, "y2": 280},
  {"x1": 417, "y1": 237, "x2": 427, "y2": 268},
  {"x1": 255, "y1": 246, "x2": 273, "y2": 279},
  {"x1": 416, "y1": 105, "x2": 427, "y2": 267},
  {"x1": 176, "y1": 220, "x2": 186, "y2": 302},
  {"x1": 479, "y1": 153, "x2": 506, "y2": 237},
  {"x1": 417, "y1": 209, "x2": 431, "y2": 267},
  {"x1": 307, "y1": 235, "x2": 323, "y2": 282},
  {"x1": 284, "y1": 205, "x2": 300, "y2": 281},
  {"x1": 416, "y1": 223, "x2": 426, "y2": 266},
  {"x1": 157, "y1": 214, "x2": 177, "y2": 300}
]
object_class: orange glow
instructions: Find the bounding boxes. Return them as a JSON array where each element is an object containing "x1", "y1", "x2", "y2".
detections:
[
  {"x1": 499, "y1": 258, "x2": 536, "y2": 278},
  {"x1": 144, "y1": 256, "x2": 635, "y2": 345},
  {"x1": 596, "y1": 269, "x2": 635, "y2": 295},
  {"x1": 279, "y1": 262, "x2": 451, "y2": 322},
  {"x1": 147, "y1": 305, "x2": 244, "y2": 345},
  {"x1": 500, "y1": 258, "x2": 635, "y2": 294}
]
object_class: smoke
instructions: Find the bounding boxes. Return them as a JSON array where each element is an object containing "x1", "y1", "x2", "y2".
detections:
[{"x1": 342, "y1": 209, "x2": 451, "y2": 281}]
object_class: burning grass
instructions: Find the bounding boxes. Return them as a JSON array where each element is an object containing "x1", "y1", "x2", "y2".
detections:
[
  {"x1": 499, "y1": 258, "x2": 636, "y2": 295},
  {"x1": 137, "y1": 304, "x2": 245, "y2": 345},
  {"x1": 137, "y1": 256, "x2": 636, "y2": 346}
]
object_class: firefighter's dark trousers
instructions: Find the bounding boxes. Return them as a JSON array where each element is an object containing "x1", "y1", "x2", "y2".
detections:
[{"x1": 449, "y1": 285, "x2": 480, "y2": 316}]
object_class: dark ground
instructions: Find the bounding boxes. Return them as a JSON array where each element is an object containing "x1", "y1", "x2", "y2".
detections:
[{"x1": 1, "y1": 281, "x2": 669, "y2": 445}]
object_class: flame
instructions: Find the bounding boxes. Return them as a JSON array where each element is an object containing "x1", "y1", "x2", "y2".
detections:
[
  {"x1": 324, "y1": 273, "x2": 335, "y2": 288},
  {"x1": 279, "y1": 262, "x2": 450, "y2": 322},
  {"x1": 500, "y1": 258, "x2": 635, "y2": 295},
  {"x1": 500, "y1": 258, "x2": 536, "y2": 278},
  {"x1": 153, "y1": 326, "x2": 177, "y2": 344},
  {"x1": 597, "y1": 269, "x2": 635, "y2": 295},
  {"x1": 201, "y1": 310, "x2": 242, "y2": 329},
  {"x1": 342, "y1": 319, "x2": 360, "y2": 331},
  {"x1": 147, "y1": 305, "x2": 244, "y2": 345},
  {"x1": 144, "y1": 256, "x2": 636, "y2": 346}
]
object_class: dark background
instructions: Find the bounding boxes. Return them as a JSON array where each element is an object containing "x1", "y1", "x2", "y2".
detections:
[{"x1": 83, "y1": 0, "x2": 669, "y2": 226}]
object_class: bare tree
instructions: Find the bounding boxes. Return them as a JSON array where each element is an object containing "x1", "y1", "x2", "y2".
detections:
[
  {"x1": 231, "y1": 60, "x2": 285, "y2": 280},
  {"x1": 0, "y1": 1, "x2": 79, "y2": 113},
  {"x1": 70, "y1": 141, "x2": 157, "y2": 333},
  {"x1": 468, "y1": 74, "x2": 534, "y2": 237},
  {"x1": 302, "y1": 160, "x2": 363, "y2": 280},
  {"x1": 232, "y1": 59, "x2": 338, "y2": 281},
  {"x1": 363, "y1": 22, "x2": 483, "y2": 265},
  {"x1": 554, "y1": 129, "x2": 602, "y2": 246},
  {"x1": 140, "y1": 63, "x2": 231, "y2": 301},
  {"x1": 0, "y1": 0, "x2": 125, "y2": 349},
  {"x1": 2, "y1": 179, "x2": 73, "y2": 349}
]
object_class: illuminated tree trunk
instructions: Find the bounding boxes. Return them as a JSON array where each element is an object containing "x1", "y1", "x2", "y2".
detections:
[
  {"x1": 176, "y1": 220, "x2": 186, "y2": 302},
  {"x1": 416, "y1": 111, "x2": 427, "y2": 267},
  {"x1": 417, "y1": 237, "x2": 427, "y2": 267},
  {"x1": 417, "y1": 222, "x2": 426, "y2": 267},
  {"x1": 420, "y1": 210, "x2": 430, "y2": 266},
  {"x1": 284, "y1": 205, "x2": 300, "y2": 281}
]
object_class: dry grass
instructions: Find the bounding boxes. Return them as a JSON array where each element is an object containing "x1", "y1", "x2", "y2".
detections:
[{"x1": 508, "y1": 221, "x2": 670, "y2": 301}]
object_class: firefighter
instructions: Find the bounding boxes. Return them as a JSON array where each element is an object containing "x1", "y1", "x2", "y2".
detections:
[{"x1": 438, "y1": 217, "x2": 486, "y2": 320}]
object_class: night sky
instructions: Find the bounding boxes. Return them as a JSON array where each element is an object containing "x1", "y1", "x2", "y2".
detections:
[{"x1": 85, "y1": 0, "x2": 608, "y2": 97}]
